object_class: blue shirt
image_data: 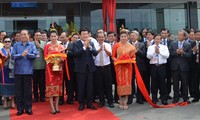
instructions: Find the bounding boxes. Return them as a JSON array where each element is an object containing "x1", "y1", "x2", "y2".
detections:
[{"x1": 11, "y1": 41, "x2": 37, "y2": 75}]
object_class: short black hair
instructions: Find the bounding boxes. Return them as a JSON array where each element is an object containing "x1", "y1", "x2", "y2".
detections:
[
  {"x1": 146, "y1": 30, "x2": 155, "y2": 36},
  {"x1": 14, "y1": 32, "x2": 20, "y2": 36},
  {"x1": 79, "y1": 27, "x2": 90, "y2": 35},
  {"x1": 160, "y1": 28, "x2": 169, "y2": 33},
  {"x1": 3, "y1": 35, "x2": 10, "y2": 42},
  {"x1": 194, "y1": 29, "x2": 200, "y2": 34},
  {"x1": 153, "y1": 34, "x2": 161, "y2": 39},
  {"x1": 183, "y1": 28, "x2": 190, "y2": 34},
  {"x1": 0, "y1": 31, "x2": 6, "y2": 34},
  {"x1": 133, "y1": 28, "x2": 139, "y2": 32},
  {"x1": 41, "y1": 31, "x2": 47, "y2": 35},
  {"x1": 34, "y1": 30, "x2": 41, "y2": 36},
  {"x1": 107, "y1": 31, "x2": 116, "y2": 36}
]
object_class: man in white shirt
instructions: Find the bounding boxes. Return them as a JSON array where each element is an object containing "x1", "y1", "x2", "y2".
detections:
[
  {"x1": 147, "y1": 34, "x2": 169, "y2": 105},
  {"x1": 94, "y1": 32, "x2": 114, "y2": 108}
]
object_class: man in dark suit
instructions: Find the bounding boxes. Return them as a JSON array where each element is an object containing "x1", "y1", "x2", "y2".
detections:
[
  {"x1": 73, "y1": 28, "x2": 98, "y2": 111},
  {"x1": 191, "y1": 29, "x2": 200, "y2": 102},
  {"x1": 169, "y1": 30, "x2": 192, "y2": 103},
  {"x1": 128, "y1": 30, "x2": 147, "y2": 104},
  {"x1": 160, "y1": 28, "x2": 173, "y2": 99},
  {"x1": 59, "y1": 32, "x2": 77, "y2": 105},
  {"x1": 138, "y1": 28, "x2": 148, "y2": 42},
  {"x1": 142, "y1": 30, "x2": 155, "y2": 98},
  {"x1": 107, "y1": 31, "x2": 118, "y2": 103},
  {"x1": 185, "y1": 30, "x2": 196, "y2": 98}
]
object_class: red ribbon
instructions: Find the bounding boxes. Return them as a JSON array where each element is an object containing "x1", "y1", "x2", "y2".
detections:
[
  {"x1": 134, "y1": 63, "x2": 188, "y2": 108},
  {"x1": 47, "y1": 64, "x2": 52, "y2": 82},
  {"x1": 65, "y1": 60, "x2": 70, "y2": 80},
  {"x1": 0, "y1": 59, "x2": 5, "y2": 85}
]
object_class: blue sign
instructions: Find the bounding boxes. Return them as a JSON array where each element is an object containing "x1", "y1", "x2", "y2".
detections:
[{"x1": 11, "y1": 2, "x2": 38, "y2": 8}]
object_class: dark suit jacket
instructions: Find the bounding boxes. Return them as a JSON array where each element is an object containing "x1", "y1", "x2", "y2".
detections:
[
  {"x1": 198, "y1": 43, "x2": 200, "y2": 68},
  {"x1": 73, "y1": 40, "x2": 98, "y2": 73},
  {"x1": 163, "y1": 38, "x2": 173, "y2": 63},
  {"x1": 128, "y1": 40, "x2": 146, "y2": 71},
  {"x1": 67, "y1": 41, "x2": 75, "y2": 64},
  {"x1": 188, "y1": 40, "x2": 196, "y2": 70},
  {"x1": 169, "y1": 40, "x2": 192, "y2": 71},
  {"x1": 138, "y1": 37, "x2": 146, "y2": 43},
  {"x1": 166, "y1": 39, "x2": 173, "y2": 48}
]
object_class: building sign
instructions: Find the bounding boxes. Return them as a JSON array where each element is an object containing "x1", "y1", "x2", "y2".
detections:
[{"x1": 11, "y1": 2, "x2": 38, "y2": 8}]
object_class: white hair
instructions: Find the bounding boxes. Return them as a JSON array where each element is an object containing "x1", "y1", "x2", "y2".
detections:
[{"x1": 131, "y1": 30, "x2": 139, "y2": 37}]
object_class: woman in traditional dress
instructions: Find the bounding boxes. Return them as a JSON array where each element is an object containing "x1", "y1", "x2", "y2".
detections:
[
  {"x1": 112, "y1": 30, "x2": 135, "y2": 110},
  {"x1": 44, "y1": 30, "x2": 65, "y2": 114},
  {"x1": 0, "y1": 36, "x2": 15, "y2": 109}
]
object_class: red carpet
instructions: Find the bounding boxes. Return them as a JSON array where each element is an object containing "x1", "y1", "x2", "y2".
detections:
[{"x1": 10, "y1": 101, "x2": 119, "y2": 120}]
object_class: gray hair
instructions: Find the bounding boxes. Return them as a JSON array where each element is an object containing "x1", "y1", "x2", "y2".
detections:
[
  {"x1": 179, "y1": 29, "x2": 188, "y2": 37},
  {"x1": 130, "y1": 30, "x2": 139, "y2": 37}
]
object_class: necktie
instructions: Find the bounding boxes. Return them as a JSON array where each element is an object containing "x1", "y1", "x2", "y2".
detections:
[
  {"x1": 100, "y1": 45, "x2": 104, "y2": 66},
  {"x1": 110, "y1": 42, "x2": 114, "y2": 48},
  {"x1": 163, "y1": 39, "x2": 166, "y2": 46},
  {"x1": 196, "y1": 41, "x2": 199, "y2": 63},
  {"x1": 132, "y1": 42, "x2": 135, "y2": 47},
  {"x1": 178, "y1": 42, "x2": 183, "y2": 49},
  {"x1": 155, "y1": 45, "x2": 159, "y2": 65}
]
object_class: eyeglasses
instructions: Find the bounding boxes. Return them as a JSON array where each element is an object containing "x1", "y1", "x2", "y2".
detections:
[{"x1": 4, "y1": 41, "x2": 11, "y2": 43}]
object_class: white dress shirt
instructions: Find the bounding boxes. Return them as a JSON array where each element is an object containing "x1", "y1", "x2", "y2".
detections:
[
  {"x1": 90, "y1": 37, "x2": 98, "y2": 49},
  {"x1": 147, "y1": 44, "x2": 169, "y2": 65},
  {"x1": 94, "y1": 42, "x2": 112, "y2": 66},
  {"x1": 63, "y1": 41, "x2": 69, "y2": 48}
]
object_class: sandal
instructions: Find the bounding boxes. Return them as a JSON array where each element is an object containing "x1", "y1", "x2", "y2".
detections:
[
  {"x1": 118, "y1": 100, "x2": 123, "y2": 109},
  {"x1": 123, "y1": 100, "x2": 128, "y2": 110}
]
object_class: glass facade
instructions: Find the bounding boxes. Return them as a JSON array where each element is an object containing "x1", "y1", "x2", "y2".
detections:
[
  {"x1": 90, "y1": 3, "x2": 188, "y2": 35},
  {"x1": 0, "y1": 3, "x2": 81, "y2": 34},
  {"x1": 0, "y1": 1, "x2": 198, "y2": 35},
  {"x1": 197, "y1": 2, "x2": 200, "y2": 29}
]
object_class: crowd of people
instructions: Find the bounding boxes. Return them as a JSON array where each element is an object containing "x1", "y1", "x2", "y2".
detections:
[{"x1": 0, "y1": 26, "x2": 200, "y2": 116}]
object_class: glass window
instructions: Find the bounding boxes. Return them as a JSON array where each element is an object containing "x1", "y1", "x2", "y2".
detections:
[
  {"x1": 0, "y1": 16, "x2": 66, "y2": 34},
  {"x1": 91, "y1": 9, "x2": 103, "y2": 34},
  {"x1": 164, "y1": 4, "x2": 187, "y2": 35},
  {"x1": 197, "y1": 2, "x2": 200, "y2": 28}
]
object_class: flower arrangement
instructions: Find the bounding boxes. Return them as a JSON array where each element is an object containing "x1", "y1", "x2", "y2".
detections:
[{"x1": 65, "y1": 21, "x2": 78, "y2": 40}]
